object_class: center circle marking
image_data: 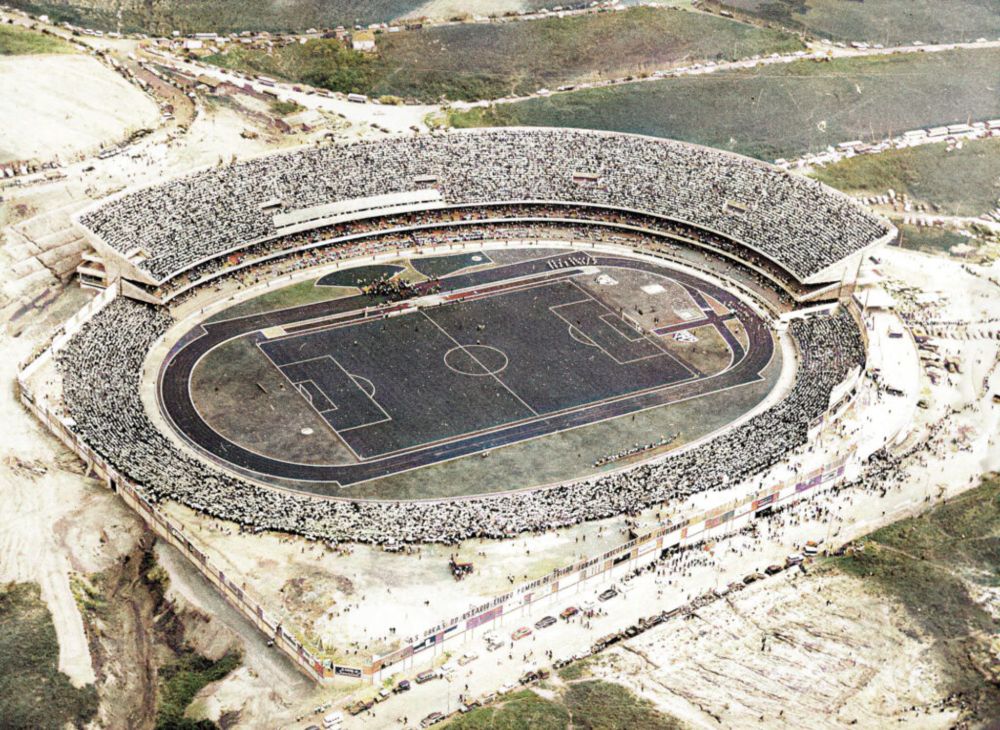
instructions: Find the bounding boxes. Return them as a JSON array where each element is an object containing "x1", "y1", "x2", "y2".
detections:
[{"x1": 444, "y1": 345, "x2": 509, "y2": 376}]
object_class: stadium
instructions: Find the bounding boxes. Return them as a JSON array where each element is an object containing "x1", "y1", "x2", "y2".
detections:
[{"x1": 19, "y1": 127, "x2": 898, "y2": 681}]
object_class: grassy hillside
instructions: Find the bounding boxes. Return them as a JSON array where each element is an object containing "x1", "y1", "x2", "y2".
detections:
[
  {"x1": 155, "y1": 650, "x2": 241, "y2": 729},
  {"x1": 830, "y1": 474, "x2": 1000, "y2": 724},
  {"x1": 205, "y1": 7, "x2": 805, "y2": 102},
  {"x1": 3, "y1": 0, "x2": 425, "y2": 34},
  {"x1": 205, "y1": 40, "x2": 379, "y2": 97},
  {"x1": 369, "y1": 7, "x2": 804, "y2": 100},
  {"x1": 0, "y1": 582, "x2": 99, "y2": 729},
  {"x1": 812, "y1": 137, "x2": 1000, "y2": 217},
  {"x1": 449, "y1": 48, "x2": 1000, "y2": 161},
  {"x1": 713, "y1": 0, "x2": 1000, "y2": 46},
  {"x1": 0, "y1": 23, "x2": 73, "y2": 54}
]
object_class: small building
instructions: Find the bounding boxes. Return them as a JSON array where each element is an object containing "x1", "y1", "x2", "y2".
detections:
[{"x1": 351, "y1": 30, "x2": 376, "y2": 52}]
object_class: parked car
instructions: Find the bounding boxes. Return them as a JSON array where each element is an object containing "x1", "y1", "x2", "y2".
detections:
[
  {"x1": 598, "y1": 587, "x2": 618, "y2": 601},
  {"x1": 321, "y1": 710, "x2": 343, "y2": 728},
  {"x1": 415, "y1": 670, "x2": 437, "y2": 684},
  {"x1": 560, "y1": 606, "x2": 579, "y2": 620},
  {"x1": 458, "y1": 652, "x2": 479, "y2": 666},
  {"x1": 765, "y1": 564, "x2": 784, "y2": 576},
  {"x1": 394, "y1": 679, "x2": 411, "y2": 693},
  {"x1": 639, "y1": 613, "x2": 664, "y2": 629},
  {"x1": 511, "y1": 626, "x2": 532, "y2": 641},
  {"x1": 347, "y1": 702, "x2": 367, "y2": 716},
  {"x1": 519, "y1": 668, "x2": 549, "y2": 684},
  {"x1": 535, "y1": 615, "x2": 556, "y2": 629},
  {"x1": 421, "y1": 711, "x2": 444, "y2": 727}
]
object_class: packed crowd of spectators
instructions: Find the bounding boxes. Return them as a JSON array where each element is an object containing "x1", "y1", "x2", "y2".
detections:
[
  {"x1": 164, "y1": 220, "x2": 799, "y2": 315},
  {"x1": 54, "y1": 297, "x2": 864, "y2": 544},
  {"x1": 150, "y1": 203, "x2": 813, "y2": 304},
  {"x1": 80, "y1": 129, "x2": 890, "y2": 283}
]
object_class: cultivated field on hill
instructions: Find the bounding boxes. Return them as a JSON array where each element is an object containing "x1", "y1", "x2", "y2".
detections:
[
  {"x1": 205, "y1": 7, "x2": 804, "y2": 102},
  {"x1": 812, "y1": 138, "x2": 1000, "y2": 218},
  {"x1": 0, "y1": 22, "x2": 72, "y2": 54},
  {"x1": 711, "y1": 0, "x2": 1000, "y2": 46},
  {"x1": 403, "y1": 0, "x2": 555, "y2": 21},
  {"x1": 0, "y1": 53, "x2": 159, "y2": 163},
  {"x1": 449, "y1": 48, "x2": 1000, "y2": 161},
  {"x1": 0, "y1": 582, "x2": 99, "y2": 728},
  {"x1": 3, "y1": 0, "x2": 426, "y2": 34}
]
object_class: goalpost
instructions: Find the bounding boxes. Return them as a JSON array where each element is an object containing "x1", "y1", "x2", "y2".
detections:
[{"x1": 620, "y1": 311, "x2": 645, "y2": 335}]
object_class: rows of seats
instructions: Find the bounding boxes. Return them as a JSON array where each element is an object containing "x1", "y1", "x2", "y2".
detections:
[
  {"x1": 162, "y1": 220, "x2": 797, "y2": 312},
  {"x1": 151, "y1": 203, "x2": 809, "y2": 303}
]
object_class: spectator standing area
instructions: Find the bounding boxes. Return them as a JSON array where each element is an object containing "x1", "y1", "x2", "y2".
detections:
[{"x1": 162, "y1": 251, "x2": 773, "y2": 490}]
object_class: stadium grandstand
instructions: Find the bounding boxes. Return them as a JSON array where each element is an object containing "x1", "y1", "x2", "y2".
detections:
[
  {"x1": 18, "y1": 128, "x2": 895, "y2": 544},
  {"x1": 75, "y1": 128, "x2": 895, "y2": 296}
]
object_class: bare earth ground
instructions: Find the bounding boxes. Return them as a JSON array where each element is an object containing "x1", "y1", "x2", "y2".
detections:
[
  {"x1": 403, "y1": 0, "x2": 532, "y2": 19},
  {"x1": 0, "y1": 59, "x2": 377, "y2": 726},
  {"x1": 588, "y1": 568, "x2": 963, "y2": 728},
  {"x1": 0, "y1": 283, "x2": 323, "y2": 726},
  {"x1": 0, "y1": 54, "x2": 158, "y2": 163}
]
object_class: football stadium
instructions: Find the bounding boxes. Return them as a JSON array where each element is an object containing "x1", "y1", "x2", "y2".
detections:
[{"x1": 19, "y1": 128, "x2": 901, "y2": 683}]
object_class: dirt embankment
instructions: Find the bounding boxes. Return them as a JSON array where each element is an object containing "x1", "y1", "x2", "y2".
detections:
[
  {"x1": 77, "y1": 531, "x2": 244, "y2": 729},
  {"x1": 82, "y1": 531, "x2": 160, "y2": 728}
]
